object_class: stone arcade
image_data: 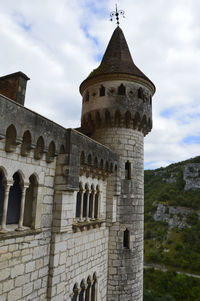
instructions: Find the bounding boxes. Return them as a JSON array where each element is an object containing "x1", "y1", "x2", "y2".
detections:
[{"x1": 0, "y1": 26, "x2": 155, "y2": 301}]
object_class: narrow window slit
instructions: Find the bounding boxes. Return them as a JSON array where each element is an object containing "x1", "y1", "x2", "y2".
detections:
[
  {"x1": 125, "y1": 161, "x2": 131, "y2": 179},
  {"x1": 123, "y1": 228, "x2": 130, "y2": 249}
]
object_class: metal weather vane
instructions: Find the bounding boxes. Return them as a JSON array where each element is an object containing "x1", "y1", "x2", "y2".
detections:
[{"x1": 110, "y1": 4, "x2": 125, "y2": 26}]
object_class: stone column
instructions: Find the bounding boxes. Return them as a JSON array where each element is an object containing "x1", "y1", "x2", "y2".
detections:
[
  {"x1": 92, "y1": 191, "x2": 95, "y2": 220},
  {"x1": 86, "y1": 189, "x2": 90, "y2": 221},
  {"x1": 79, "y1": 189, "x2": 84, "y2": 221},
  {"x1": 0, "y1": 182, "x2": 12, "y2": 233},
  {"x1": 16, "y1": 183, "x2": 29, "y2": 231}
]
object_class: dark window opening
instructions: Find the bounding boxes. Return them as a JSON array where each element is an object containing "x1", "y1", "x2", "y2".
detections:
[
  {"x1": 85, "y1": 278, "x2": 91, "y2": 301},
  {"x1": 72, "y1": 284, "x2": 78, "y2": 301},
  {"x1": 91, "y1": 274, "x2": 97, "y2": 301},
  {"x1": 123, "y1": 229, "x2": 130, "y2": 249},
  {"x1": 89, "y1": 193, "x2": 93, "y2": 218},
  {"x1": 7, "y1": 172, "x2": 22, "y2": 224},
  {"x1": 118, "y1": 84, "x2": 126, "y2": 95},
  {"x1": 125, "y1": 161, "x2": 131, "y2": 179},
  {"x1": 76, "y1": 191, "x2": 81, "y2": 218},
  {"x1": 99, "y1": 85, "x2": 105, "y2": 97},
  {"x1": 94, "y1": 193, "x2": 98, "y2": 219},
  {"x1": 83, "y1": 192, "x2": 87, "y2": 218}
]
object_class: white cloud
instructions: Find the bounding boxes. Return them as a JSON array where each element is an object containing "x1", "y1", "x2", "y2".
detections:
[{"x1": 0, "y1": 0, "x2": 200, "y2": 169}]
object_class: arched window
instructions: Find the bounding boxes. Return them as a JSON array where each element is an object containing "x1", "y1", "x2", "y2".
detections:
[
  {"x1": 72, "y1": 283, "x2": 78, "y2": 301},
  {"x1": 79, "y1": 280, "x2": 85, "y2": 301},
  {"x1": 123, "y1": 228, "x2": 130, "y2": 249},
  {"x1": 24, "y1": 174, "x2": 38, "y2": 228},
  {"x1": 125, "y1": 161, "x2": 131, "y2": 179},
  {"x1": 0, "y1": 171, "x2": 5, "y2": 224},
  {"x1": 34, "y1": 136, "x2": 44, "y2": 160},
  {"x1": 118, "y1": 83, "x2": 126, "y2": 95},
  {"x1": 99, "y1": 85, "x2": 105, "y2": 97},
  {"x1": 59, "y1": 144, "x2": 65, "y2": 154},
  {"x1": 46, "y1": 141, "x2": 55, "y2": 163},
  {"x1": 7, "y1": 172, "x2": 22, "y2": 224},
  {"x1": 85, "y1": 277, "x2": 91, "y2": 301},
  {"x1": 21, "y1": 130, "x2": 32, "y2": 156},
  {"x1": 5, "y1": 124, "x2": 17, "y2": 152},
  {"x1": 91, "y1": 273, "x2": 97, "y2": 301}
]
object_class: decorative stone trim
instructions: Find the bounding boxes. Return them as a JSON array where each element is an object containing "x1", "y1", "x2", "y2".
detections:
[
  {"x1": 0, "y1": 228, "x2": 42, "y2": 241},
  {"x1": 72, "y1": 219, "x2": 104, "y2": 232}
]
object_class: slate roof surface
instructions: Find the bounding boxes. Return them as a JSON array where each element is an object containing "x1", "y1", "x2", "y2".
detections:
[{"x1": 87, "y1": 26, "x2": 154, "y2": 86}]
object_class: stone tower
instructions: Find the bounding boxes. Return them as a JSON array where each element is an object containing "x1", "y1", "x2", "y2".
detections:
[{"x1": 80, "y1": 26, "x2": 155, "y2": 301}]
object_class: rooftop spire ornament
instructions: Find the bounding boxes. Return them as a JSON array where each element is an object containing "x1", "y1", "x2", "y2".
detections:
[{"x1": 110, "y1": 4, "x2": 125, "y2": 26}]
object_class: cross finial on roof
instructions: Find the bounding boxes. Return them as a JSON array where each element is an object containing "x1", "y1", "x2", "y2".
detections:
[{"x1": 110, "y1": 4, "x2": 125, "y2": 26}]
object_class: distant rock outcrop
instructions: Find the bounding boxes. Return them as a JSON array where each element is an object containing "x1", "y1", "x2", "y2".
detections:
[{"x1": 154, "y1": 203, "x2": 200, "y2": 229}]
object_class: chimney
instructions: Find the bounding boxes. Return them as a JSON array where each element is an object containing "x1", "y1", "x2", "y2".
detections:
[{"x1": 0, "y1": 71, "x2": 30, "y2": 106}]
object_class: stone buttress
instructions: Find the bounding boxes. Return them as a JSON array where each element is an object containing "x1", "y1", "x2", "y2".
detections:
[{"x1": 80, "y1": 26, "x2": 155, "y2": 301}]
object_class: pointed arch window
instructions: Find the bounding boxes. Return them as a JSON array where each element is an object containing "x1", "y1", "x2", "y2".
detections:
[
  {"x1": 118, "y1": 83, "x2": 126, "y2": 95},
  {"x1": 34, "y1": 136, "x2": 44, "y2": 160},
  {"x1": 21, "y1": 130, "x2": 32, "y2": 156},
  {"x1": 91, "y1": 273, "x2": 97, "y2": 301},
  {"x1": 46, "y1": 141, "x2": 56, "y2": 163},
  {"x1": 72, "y1": 284, "x2": 79, "y2": 301},
  {"x1": 7, "y1": 172, "x2": 22, "y2": 224},
  {"x1": 85, "y1": 277, "x2": 91, "y2": 301},
  {"x1": 24, "y1": 174, "x2": 38, "y2": 228},
  {"x1": 5, "y1": 124, "x2": 17, "y2": 152}
]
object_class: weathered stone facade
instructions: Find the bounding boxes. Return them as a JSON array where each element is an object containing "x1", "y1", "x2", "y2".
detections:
[{"x1": 0, "y1": 26, "x2": 155, "y2": 300}]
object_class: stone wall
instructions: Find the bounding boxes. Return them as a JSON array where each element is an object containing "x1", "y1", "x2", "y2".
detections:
[
  {"x1": 48, "y1": 174, "x2": 109, "y2": 301},
  {"x1": 92, "y1": 128, "x2": 144, "y2": 301},
  {"x1": 0, "y1": 138, "x2": 57, "y2": 301}
]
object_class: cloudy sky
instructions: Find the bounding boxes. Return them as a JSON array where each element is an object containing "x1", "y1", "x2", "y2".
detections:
[{"x1": 1, "y1": 0, "x2": 200, "y2": 169}]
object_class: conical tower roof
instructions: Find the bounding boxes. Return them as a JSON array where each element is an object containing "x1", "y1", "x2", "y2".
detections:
[{"x1": 80, "y1": 26, "x2": 155, "y2": 92}]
